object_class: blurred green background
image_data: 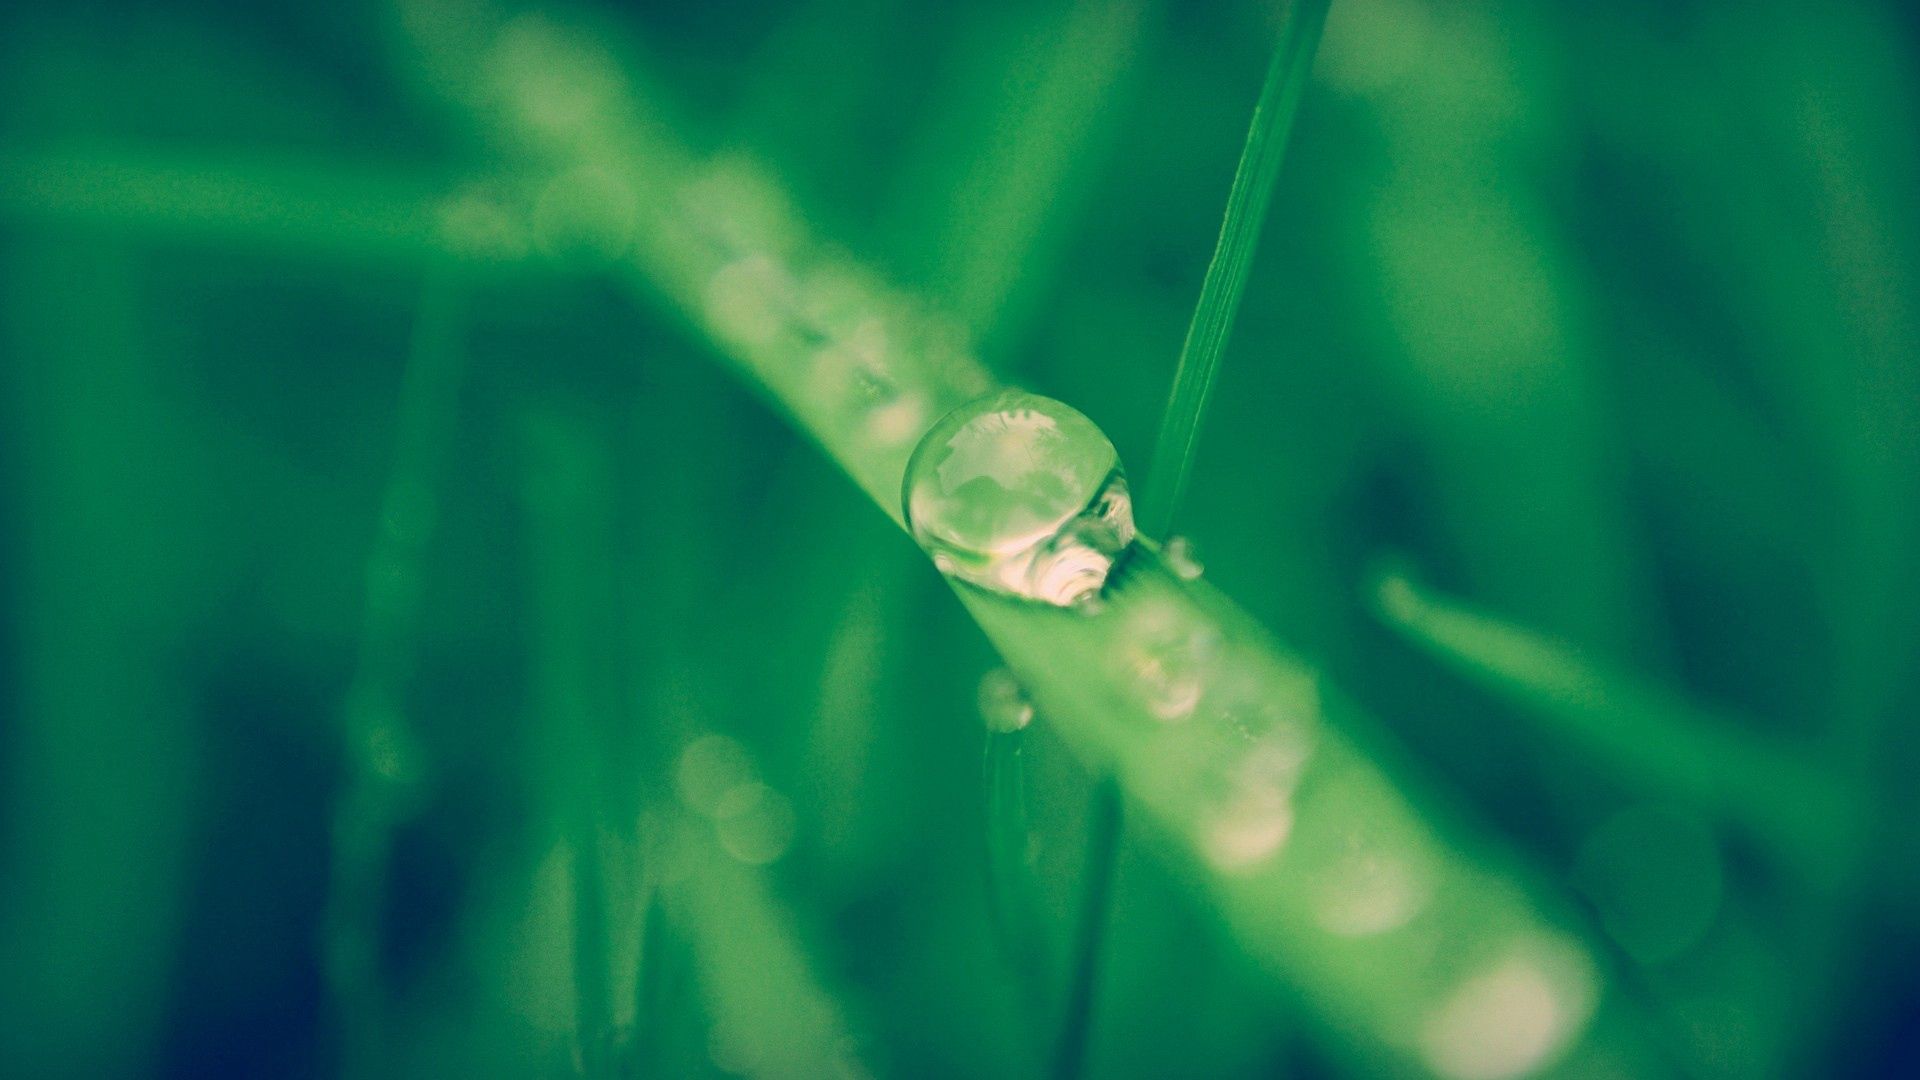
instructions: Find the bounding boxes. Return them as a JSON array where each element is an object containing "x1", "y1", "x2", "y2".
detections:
[{"x1": 2, "y1": 0, "x2": 1916, "y2": 1076}]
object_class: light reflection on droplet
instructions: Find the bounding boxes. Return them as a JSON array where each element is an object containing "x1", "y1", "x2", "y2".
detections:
[
  {"x1": 978, "y1": 667, "x2": 1035, "y2": 733},
  {"x1": 1419, "y1": 938, "x2": 1596, "y2": 1080},
  {"x1": 902, "y1": 390, "x2": 1135, "y2": 608},
  {"x1": 675, "y1": 734, "x2": 754, "y2": 817}
]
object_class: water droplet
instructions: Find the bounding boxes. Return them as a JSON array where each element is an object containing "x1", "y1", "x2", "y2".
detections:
[
  {"x1": 902, "y1": 390, "x2": 1135, "y2": 607},
  {"x1": 713, "y1": 782, "x2": 797, "y2": 865},
  {"x1": 1419, "y1": 937, "x2": 1595, "y2": 1080},
  {"x1": 1163, "y1": 535, "x2": 1204, "y2": 580},
  {"x1": 978, "y1": 668, "x2": 1034, "y2": 733},
  {"x1": 675, "y1": 734, "x2": 754, "y2": 816},
  {"x1": 1119, "y1": 598, "x2": 1219, "y2": 721},
  {"x1": 1199, "y1": 736, "x2": 1307, "y2": 872}
]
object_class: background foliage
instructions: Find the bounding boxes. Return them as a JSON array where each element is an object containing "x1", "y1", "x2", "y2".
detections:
[{"x1": 1, "y1": 0, "x2": 1916, "y2": 1076}]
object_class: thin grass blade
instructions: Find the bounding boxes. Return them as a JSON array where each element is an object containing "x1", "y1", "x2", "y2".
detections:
[
  {"x1": 324, "y1": 259, "x2": 468, "y2": 1076},
  {"x1": 1140, "y1": 0, "x2": 1331, "y2": 539}
]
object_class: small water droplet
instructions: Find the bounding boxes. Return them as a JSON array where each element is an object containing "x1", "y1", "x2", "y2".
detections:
[
  {"x1": 1163, "y1": 535, "x2": 1204, "y2": 580},
  {"x1": 1419, "y1": 937, "x2": 1595, "y2": 1080},
  {"x1": 675, "y1": 734, "x2": 754, "y2": 816},
  {"x1": 713, "y1": 782, "x2": 797, "y2": 865},
  {"x1": 902, "y1": 390, "x2": 1135, "y2": 607},
  {"x1": 1120, "y1": 598, "x2": 1219, "y2": 721},
  {"x1": 978, "y1": 667, "x2": 1035, "y2": 733},
  {"x1": 1200, "y1": 736, "x2": 1309, "y2": 873}
]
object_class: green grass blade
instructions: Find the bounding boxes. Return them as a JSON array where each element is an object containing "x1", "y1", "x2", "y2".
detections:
[
  {"x1": 0, "y1": 149, "x2": 476, "y2": 264},
  {"x1": 1140, "y1": 0, "x2": 1331, "y2": 540},
  {"x1": 393, "y1": 11, "x2": 1661, "y2": 1073},
  {"x1": 1371, "y1": 564, "x2": 1856, "y2": 882},
  {"x1": 912, "y1": 0, "x2": 1147, "y2": 346},
  {"x1": 518, "y1": 411, "x2": 621, "y2": 1078},
  {"x1": 1, "y1": 237, "x2": 199, "y2": 1077},
  {"x1": 983, "y1": 721, "x2": 1047, "y2": 984},
  {"x1": 1055, "y1": 6, "x2": 1332, "y2": 1070},
  {"x1": 1050, "y1": 774, "x2": 1123, "y2": 1080},
  {"x1": 324, "y1": 260, "x2": 468, "y2": 1076},
  {"x1": 663, "y1": 816, "x2": 871, "y2": 1080}
]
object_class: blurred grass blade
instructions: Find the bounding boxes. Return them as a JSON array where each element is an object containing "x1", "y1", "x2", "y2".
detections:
[
  {"x1": 911, "y1": 0, "x2": 1146, "y2": 346},
  {"x1": 0, "y1": 149, "x2": 489, "y2": 265},
  {"x1": 663, "y1": 816, "x2": 870, "y2": 1080},
  {"x1": 0, "y1": 237, "x2": 200, "y2": 1077},
  {"x1": 324, "y1": 260, "x2": 468, "y2": 1075},
  {"x1": 519, "y1": 411, "x2": 624, "y2": 1077},
  {"x1": 1051, "y1": 775, "x2": 1123, "y2": 1080},
  {"x1": 983, "y1": 724, "x2": 1047, "y2": 984},
  {"x1": 1371, "y1": 563, "x2": 1855, "y2": 881},
  {"x1": 1140, "y1": 0, "x2": 1330, "y2": 539}
]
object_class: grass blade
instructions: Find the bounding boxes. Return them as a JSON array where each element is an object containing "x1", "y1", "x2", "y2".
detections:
[
  {"x1": 392, "y1": 10, "x2": 1662, "y2": 1073},
  {"x1": 1140, "y1": 0, "x2": 1331, "y2": 540},
  {"x1": 983, "y1": 720, "x2": 1047, "y2": 982},
  {"x1": 1371, "y1": 563, "x2": 1856, "y2": 881},
  {"x1": 1049, "y1": 775, "x2": 1123, "y2": 1080},
  {"x1": 911, "y1": 0, "x2": 1147, "y2": 346},
  {"x1": 1055, "y1": 5, "x2": 1332, "y2": 1072},
  {"x1": 518, "y1": 411, "x2": 623, "y2": 1078},
  {"x1": 324, "y1": 259, "x2": 468, "y2": 1076}
]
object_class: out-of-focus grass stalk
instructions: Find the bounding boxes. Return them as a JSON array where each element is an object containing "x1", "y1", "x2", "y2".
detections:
[
  {"x1": 910, "y1": 0, "x2": 1147, "y2": 346},
  {"x1": 390, "y1": 4, "x2": 1657, "y2": 1073},
  {"x1": 323, "y1": 258, "x2": 469, "y2": 1076},
  {"x1": 0, "y1": 150, "x2": 480, "y2": 264},
  {"x1": 983, "y1": 730, "x2": 1034, "y2": 901},
  {"x1": 1050, "y1": 774, "x2": 1123, "y2": 1080},
  {"x1": 1139, "y1": 0, "x2": 1330, "y2": 541},
  {"x1": 659, "y1": 814, "x2": 871, "y2": 1080},
  {"x1": 1370, "y1": 564, "x2": 1856, "y2": 884},
  {"x1": 628, "y1": 875, "x2": 677, "y2": 1074},
  {"x1": 518, "y1": 412, "x2": 621, "y2": 1077},
  {"x1": 0, "y1": 238, "x2": 200, "y2": 1077},
  {"x1": 1055, "y1": 4, "x2": 1331, "y2": 1074}
]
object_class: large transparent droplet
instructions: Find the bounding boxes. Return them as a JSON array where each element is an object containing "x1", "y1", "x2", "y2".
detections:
[{"x1": 903, "y1": 389, "x2": 1135, "y2": 607}]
